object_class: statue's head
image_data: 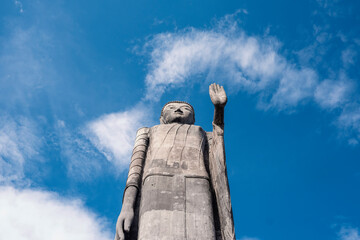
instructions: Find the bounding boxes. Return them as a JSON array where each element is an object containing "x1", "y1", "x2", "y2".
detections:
[{"x1": 160, "y1": 101, "x2": 195, "y2": 124}]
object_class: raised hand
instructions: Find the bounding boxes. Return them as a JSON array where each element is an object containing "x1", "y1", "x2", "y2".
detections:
[{"x1": 209, "y1": 83, "x2": 227, "y2": 107}]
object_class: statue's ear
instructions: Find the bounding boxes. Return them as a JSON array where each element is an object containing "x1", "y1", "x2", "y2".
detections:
[{"x1": 160, "y1": 116, "x2": 167, "y2": 124}]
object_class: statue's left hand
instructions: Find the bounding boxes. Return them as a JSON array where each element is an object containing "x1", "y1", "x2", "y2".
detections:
[
  {"x1": 114, "y1": 205, "x2": 134, "y2": 240},
  {"x1": 209, "y1": 83, "x2": 227, "y2": 107}
]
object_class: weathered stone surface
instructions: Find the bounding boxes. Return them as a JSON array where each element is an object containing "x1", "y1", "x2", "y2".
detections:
[{"x1": 115, "y1": 84, "x2": 235, "y2": 240}]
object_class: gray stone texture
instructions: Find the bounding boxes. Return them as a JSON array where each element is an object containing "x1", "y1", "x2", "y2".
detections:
[{"x1": 115, "y1": 84, "x2": 235, "y2": 240}]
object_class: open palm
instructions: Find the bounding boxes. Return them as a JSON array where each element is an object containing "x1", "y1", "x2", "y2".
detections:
[{"x1": 209, "y1": 83, "x2": 227, "y2": 107}]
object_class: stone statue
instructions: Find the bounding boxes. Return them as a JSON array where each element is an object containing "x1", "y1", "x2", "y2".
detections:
[{"x1": 115, "y1": 83, "x2": 235, "y2": 240}]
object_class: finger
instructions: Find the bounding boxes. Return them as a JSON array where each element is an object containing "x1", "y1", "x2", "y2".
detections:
[
  {"x1": 114, "y1": 230, "x2": 121, "y2": 240},
  {"x1": 211, "y1": 83, "x2": 216, "y2": 90},
  {"x1": 220, "y1": 85, "x2": 225, "y2": 93},
  {"x1": 209, "y1": 83, "x2": 215, "y2": 94},
  {"x1": 215, "y1": 84, "x2": 220, "y2": 92},
  {"x1": 124, "y1": 217, "x2": 132, "y2": 232},
  {"x1": 117, "y1": 228, "x2": 125, "y2": 240},
  {"x1": 116, "y1": 218, "x2": 125, "y2": 240}
]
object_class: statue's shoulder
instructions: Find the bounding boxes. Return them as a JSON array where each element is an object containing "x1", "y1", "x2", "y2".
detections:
[
  {"x1": 136, "y1": 127, "x2": 150, "y2": 136},
  {"x1": 191, "y1": 124, "x2": 206, "y2": 133},
  {"x1": 146, "y1": 124, "x2": 164, "y2": 135},
  {"x1": 149, "y1": 124, "x2": 161, "y2": 131}
]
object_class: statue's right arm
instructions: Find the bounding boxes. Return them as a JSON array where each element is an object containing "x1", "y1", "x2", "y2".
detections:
[{"x1": 115, "y1": 127, "x2": 149, "y2": 240}]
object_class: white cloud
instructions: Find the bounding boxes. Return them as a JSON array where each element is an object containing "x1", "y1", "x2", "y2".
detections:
[
  {"x1": 348, "y1": 138, "x2": 359, "y2": 146},
  {"x1": 338, "y1": 104, "x2": 360, "y2": 133},
  {"x1": 240, "y1": 237, "x2": 260, "y2": 240},
  {"x1": 0, "y1": 117, "x2": 41, "y2": 185},
  {"x1": 55, "y1": 120, "x2": 108, "y2": 180},
  {"x1": 270, "y1": 67, "x2": 318, "y2": 110},
  {"x1": 0, "y1": 27, "x2": 54, "y2": 107},
  {"x1": 85, "y1": 105, "x2": 150, "y2": 170},
  {"x1": 316, "y1": 0, "x2": 342, "y2": 17},
  {"x1": 14, "y1": 0, "x2": 24, "y2": 13},
  {"x1": 0, "y1": 186, "x2": 112, "y2": 240},
  {"x1": 143, "y1": 13, "x2": 360, "y2": 143},
  {"x1": 338, "y1": 226, "x2": 360, "y2": 240},
  {"x1": 0, "y1": 5, "x2": 110, "y2": 182},
  {"x1": 144, "y1": 21, "x2": 318, "y2": 110},
  {"x1": 341, "y1": 47, "x2": 357, "y2": 67},
  {"x1": 315, "y1": 79, "x2": 352, "y2": 109}
]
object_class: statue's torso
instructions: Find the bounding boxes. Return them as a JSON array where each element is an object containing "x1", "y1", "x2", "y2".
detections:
[
  {"x1": 142, "y1": 123, "x2": 209, "y2": 181},
  {"x1": 138, "y1": 123, "x2": 215, "y2": 240}
]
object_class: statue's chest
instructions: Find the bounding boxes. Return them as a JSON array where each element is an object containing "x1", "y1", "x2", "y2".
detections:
[
  {"x1": 144, "y1": 124, "x2": 208, "y2": 176},
  {"x1": 149, "y1": 124, "x2": 205, "y2": 151}
]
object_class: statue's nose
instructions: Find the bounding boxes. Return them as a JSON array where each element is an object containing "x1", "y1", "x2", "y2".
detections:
[{"x1": 175, "y1": 108, "x2": 183, "y2": 113}]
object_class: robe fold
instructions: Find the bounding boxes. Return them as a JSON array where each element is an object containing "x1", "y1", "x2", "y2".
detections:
[{"x1": 124, "y1": 123, "x2": 235, "y2": 240}]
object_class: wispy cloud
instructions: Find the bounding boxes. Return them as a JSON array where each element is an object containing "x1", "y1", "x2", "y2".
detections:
[
  {"x1": 341, "y1": 47, "x2": 357, "y2": 67},
  {"x1": 338, "y1": 226, "x2": 360, "y2": 240},
  {"x1": 0, "y1": 116, "x2": 42, "y2": 185},
  {"x1": 55, "y1": 120, "x2": 108, "y2": 180},
  {"x1": 0, "y1": 2, "x2": 110, "y2": 181},
  {"x1": 143, "y1": 12, "x2": 360, "y2": 142},
  {"x1": 87, "y1": 10, "x2": 360, "y2": 166},
  {"x1": 144, "y1": 17, "x2": 318, "y2": 110},
  {"x1": 337, "y1": 104, "x2": 360, "y2": 137},
  {"x1": 14, "y1": 0, "x2": 24, "y2": 13},
  {"x1": 314, "y1": 77, "x2": 353, "y2": 109},
  {"x1": 0, "y1": 26, "x2": 53, "y2": 110},
  {"x1": 0, "y1": 186, "x2": 112, "y2": 240},
  {"x1": 240, "y1": 237, "x2": 260, "y2": 240},
  {"x1": 85, "y1": 105, "x2": 150, "y2": 170}
]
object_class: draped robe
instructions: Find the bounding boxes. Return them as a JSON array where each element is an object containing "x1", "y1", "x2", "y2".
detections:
[{"x1": 124, "y1": 122, "x2": 235, "y2": 240}]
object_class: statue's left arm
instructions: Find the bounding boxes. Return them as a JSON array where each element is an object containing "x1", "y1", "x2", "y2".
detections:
[
  {"x1": 115, "y1": 127, "x2": 149, "y2": 240},
  {"x1": 209, "y1": 83, "x2": 235, "y2": 240}
]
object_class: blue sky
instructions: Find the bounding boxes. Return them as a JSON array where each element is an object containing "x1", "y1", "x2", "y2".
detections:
[{"x1": 1, "y1": 0, "x2": 360, "y2": 239}]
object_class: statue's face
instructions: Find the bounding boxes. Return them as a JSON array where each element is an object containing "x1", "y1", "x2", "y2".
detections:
[{"x1": 161, "y1": 103, "x2": 195, "y2": 124}]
